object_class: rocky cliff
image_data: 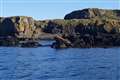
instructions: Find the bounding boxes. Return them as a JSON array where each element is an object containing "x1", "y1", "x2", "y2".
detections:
[
  {"x1": 52, "y1": 8, "x2": 120, "y2": 48},
  {"x1": 44, "y1": 19, "x2": 120, "y2": 48},
  {"x1": 38, "y1": 19, "x2": 120, "y2": 34},
  {"x1": 0, "y1": 16, "x2": 35, "y2": 38},
  {"x1": 64, "y1": 8, "x2": 120, "y2": 20},
  {"x1": 0, "y1": 8, "x2": 120, "y2": 48}
]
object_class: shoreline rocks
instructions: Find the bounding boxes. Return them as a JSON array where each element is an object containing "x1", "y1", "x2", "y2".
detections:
[
  {"x1": 0, "y1": 37, "x2": 42, "y2": 47},
  {"x1": 0, "y1": 8, "x2": 120, "y2": 48},
  {"x1": 52, "y1": 33, "x2": 120, "y2": 48}
]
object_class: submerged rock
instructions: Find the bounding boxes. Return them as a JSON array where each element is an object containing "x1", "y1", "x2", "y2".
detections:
[{"x1": 19, "y1": 40, "x2": 42, "y2": 47}]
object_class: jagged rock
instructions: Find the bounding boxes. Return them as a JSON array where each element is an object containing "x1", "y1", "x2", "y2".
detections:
[
  {"x1": 0, "y1": 8, "x2": 120, "y2": 48},
  {"x1": 39, "y1": 19, "x2": 120, "y2": 35},
  {"x1": 64, "y1": 8, "x2": 120, "y2": 20},
  {"x1": 0, "y1": 16, "x2": 35, "y2": 38},
  {"x1": 51, "y1": 35, "x2": 72, "y2": 48}
]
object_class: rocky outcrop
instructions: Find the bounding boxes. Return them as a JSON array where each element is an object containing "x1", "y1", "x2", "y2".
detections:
[
  {"x1": 36, "y1": 18, "x2": 120, "y2": 48},
  {"x1": 39, "y1": 19, "x2": 120, "y2": 34},
  {"x1": 0, "y1": 16, "x2": 35, "y2": 38},
  {"x1": 64, "y1": 8, "x2": 120, "y2": 20},
  {"x1": 52, "y1": 8, "x2": 120, "y2": 48},
  {"x1": 0, "y1": 16, "x2": 42, "y2": 47},
  {"x1": 51, "y1": 35, "x2": 73, "y2": 48},
  {"x1": 0, "y1": 8, "x2": 120, "y2": 48}
]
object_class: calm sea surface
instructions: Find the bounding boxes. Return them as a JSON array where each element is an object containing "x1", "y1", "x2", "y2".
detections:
[{"x1": 0, "y1": 41, "x2": 120, "y2": 80}]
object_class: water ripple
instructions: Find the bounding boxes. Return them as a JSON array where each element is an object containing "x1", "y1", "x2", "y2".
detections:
[{"x1": 0, "y1": 47, "x2": 119, "y2": 80}]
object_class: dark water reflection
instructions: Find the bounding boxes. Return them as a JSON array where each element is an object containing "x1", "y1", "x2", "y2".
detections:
[{"x1": 0, "y1": 47, "x2": 120, "y2": 80}]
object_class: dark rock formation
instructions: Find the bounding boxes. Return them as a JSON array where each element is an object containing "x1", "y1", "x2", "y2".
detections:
[
  {"x1": 64, "y1": 8, "x2": 120, "y2": 20},
  {"x1": 0, "y1": 18, "x2": 18, "y2": 37},
  {"x1": 19, "y1": 40, "x2": 42, "y2": 47},
  {"x1": 51, "y1": 35, "x2": 72, "y2": 48},
  {"x1": 0, "y1": 8, "x2": 120, "y2": 48},
  {"x1": 0, "y1": 16, "x2": 41, "y2": 47},
  {"x1": 0, "y1": 16, "x2": 35, "y2": 38},
  {"x1": 52, "y1": 8, "x2": 120, "y2": 48}
]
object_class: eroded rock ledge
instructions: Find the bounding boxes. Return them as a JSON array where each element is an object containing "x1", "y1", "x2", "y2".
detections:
[{"x1": 0, "y1": 8, "x2": 120, "y2": 48}]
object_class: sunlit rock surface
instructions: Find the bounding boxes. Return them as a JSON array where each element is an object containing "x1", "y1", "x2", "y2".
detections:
[{"x1": 0, "y1": 8, "x2": 120, "y2": 48}]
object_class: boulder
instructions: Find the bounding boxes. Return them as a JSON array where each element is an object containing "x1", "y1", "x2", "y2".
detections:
[{"x1": 51, "y1": 35, "x2": 72, "y2": 48}]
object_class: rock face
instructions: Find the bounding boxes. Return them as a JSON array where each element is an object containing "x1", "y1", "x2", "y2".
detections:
[
  {"x1": 38, "y1": 19, "x2": 120, "y2": 35},
  {"x1": 0, "y1": 16, "x2": 41, "y2": 47},
  {"x1": 64, "y1": 8, "x2": 120, "y2": 20},
  {"x1": 0, "y1": 8, "x2": 120, "y2": 48},
  {"x1": 0, "y1": 16, "x2": 35, "y2": 38},
  {"x1": 50, "y1": 19, "x2": 120, "y2": 48},
  {"x1": 51, "y1": 8, "x2": 120, "y2": 48}
]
